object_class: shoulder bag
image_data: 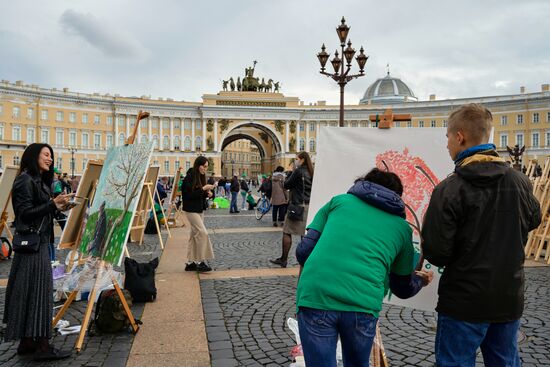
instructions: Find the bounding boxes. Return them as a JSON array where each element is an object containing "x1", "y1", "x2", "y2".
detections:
[
  {"x1": 287, "y1": 176, "x2": 305, "y2": 221},
  {"x1": 12, "y1": 217, "x2": 46, "y2": 254}
]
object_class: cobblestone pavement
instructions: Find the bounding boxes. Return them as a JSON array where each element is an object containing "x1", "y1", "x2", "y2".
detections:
[
  {"x1": 0, "y1": 232, "x2": 166, "y2": 367},
  {"x1": 204, "y1": 209, "x2": 279, "y2": 229},
  {"x1": 200, "y1": 210, "x2": 550, "y2": 367}
]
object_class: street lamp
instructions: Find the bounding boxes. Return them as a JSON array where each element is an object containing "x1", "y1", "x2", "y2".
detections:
[
  {"x1": 68, "y1": 147, "x2": 77, "y2": 178},
  {"x1": 317, "y1": 17, "x2": 369, "y2": 127},
  {"x1": 231, "y1": 159, "x2": 235, "y2": 176}
]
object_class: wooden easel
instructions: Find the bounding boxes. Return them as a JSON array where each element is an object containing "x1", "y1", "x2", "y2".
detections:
[
  {"x1": 129, "y1": 180, "x2": 167, "y2": 249},
  {"x1": 53, "y1": 110, "x2": 150, "y2": 351},
  {"x1": 0, "y1": 166, "x2": 18, "y2": 242},
  {"x1": 525, "y1": 157, "x2": 550, "y2": 263},
  {"x1": 0, "y1": 193, "x2": 14, "y2": 242},
  {"x1": 165, "y1": 167, "x2": 186, "y2": 227}
]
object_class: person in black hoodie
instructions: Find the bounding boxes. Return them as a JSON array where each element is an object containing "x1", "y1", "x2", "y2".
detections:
[
  {"x1": 229, "y1": 174, "x2": 240, "y2": 213},
  {"x1": 181, "y1": 156, "x2": 215, "y2": 272},
  {"x1": 422, "y1": 104, "x2": 541, "y2": 367}
]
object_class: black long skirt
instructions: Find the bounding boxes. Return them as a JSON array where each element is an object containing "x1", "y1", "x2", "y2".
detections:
[{"x1": 3, "y1": 242, "x2": 53, "y2": 340}]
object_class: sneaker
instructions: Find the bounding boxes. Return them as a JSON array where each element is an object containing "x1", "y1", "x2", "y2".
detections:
[
  {"x1": 273, "y1": 222, "x2": 278, "y2": 227},
  {"x1": 185, "y1": 262, "x2": 197, "y2": 271},
  {"x1": 197, "y1": 262, "x2": 212, "y2": 272},
  {"x1": 33, "y1": 346, "x2": 71, "y2": 361},
  {"x1": 269, "y1": 258, "x2": 287, "y2": 268}
]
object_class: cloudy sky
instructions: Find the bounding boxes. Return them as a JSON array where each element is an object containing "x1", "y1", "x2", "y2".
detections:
[{"x1": 1, "y1": 0, "x2": 548, "y2": 105}]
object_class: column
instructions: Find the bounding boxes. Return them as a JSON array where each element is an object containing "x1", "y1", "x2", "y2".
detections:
[
  {"x1": 170, "y1": 118, "x2": 174, "y2": 150},
  {"x1": 285, "y1": 121, "x2": 289, "y2": 153},
  {"x1": 316, "y1": 120, "x2": 321, "y2": 139},
  {"x1": 214, "y1": 119, "x2": 218, "y2": 152},
  {"x1": 159, "y1": 117, "x2": 164, "y2": 151},
  {"x1": 125, "y1": 115, "x2": 130, "y2": 138},
  {"x1": 148, "y1": 117, "x2": 153, "y2": 142},
  {"x1": 305, "y1": 122, "x2": 310, "y2": 152},
  {"x1": 180, "y1": 119, "x2": 185, "y2": 152},
  {"x1": 202, "y1": 119, "x2": 207, "y2": 151},
  {"x1": 191, "y1": 118, "x2": 196, "y2": 151},
  {"x1": 115, "y1": 116, "x2": 119, "y2": 146}
]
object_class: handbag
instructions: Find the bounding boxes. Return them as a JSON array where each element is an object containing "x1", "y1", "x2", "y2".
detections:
[
  {"x1": 287, "y1": 176, "x2": 305, "y2": 221},
  {"x1": 12, "y1": 217, "x2": 46, "y2": 254}
]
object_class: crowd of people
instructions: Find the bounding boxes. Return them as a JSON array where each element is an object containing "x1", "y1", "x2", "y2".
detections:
[{"x1": 3, "y1": 103, "x2": 541, "y2": 366}]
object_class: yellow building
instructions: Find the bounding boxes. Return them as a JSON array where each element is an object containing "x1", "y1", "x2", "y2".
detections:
[{"x1": 1, "y1": 74, "x2": 549, "y2": 179}]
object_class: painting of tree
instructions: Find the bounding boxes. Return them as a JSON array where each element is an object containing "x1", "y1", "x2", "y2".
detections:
[{"x1": 80, "y1": 142, "x2": 154, "y2": 265}]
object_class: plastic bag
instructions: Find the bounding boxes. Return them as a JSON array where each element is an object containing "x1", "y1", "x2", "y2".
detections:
[{"x1": 55, "y1": 257, "x2": 122, "y2": 294}]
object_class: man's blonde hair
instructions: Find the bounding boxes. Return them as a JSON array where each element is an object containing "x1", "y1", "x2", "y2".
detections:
[{"x1": 448, "y1": 104, "x2": 492, "y2": 144}]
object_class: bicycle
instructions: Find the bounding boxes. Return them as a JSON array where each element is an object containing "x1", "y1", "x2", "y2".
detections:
[{"x1": 254, "y1": 193, "x2": 271, "y2": 220}]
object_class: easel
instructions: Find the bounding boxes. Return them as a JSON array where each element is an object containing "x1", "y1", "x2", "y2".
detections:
[
  {"x1": 165, "y1": 167, "x2": 186, "y2": 227},
  {"x1": 525, "y1": 157, "x2": 550, "y2": 263},
  {"x1": 369, "y1": 108, "x2": 412, "y2": 129},
  {"x1": 53, "y1": 110, "x2": 150, "y2": 351},
  {"x1": 0, "y1": 166, "x2": 19, "y2": 243},
  {"x1": 0, "y1": 193, "x2": 14, "y2": 242}
]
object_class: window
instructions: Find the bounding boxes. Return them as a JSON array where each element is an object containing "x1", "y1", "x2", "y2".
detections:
[
  {"x1": 184, "y1": 136, "x2": 191, "y2": 150},
  {"x1": 69, "y1": 112, "x2": 76, "y2": 123},
  {"x1": 56, "y1": 111, "x2": 64, "y2": 122},
  {"x1": 41, "y1": 110, "x2": 48, "y2": 120},
  {"x1": 94, "y1": 133, "x2": 101, "y2": 149},
  {"x1": 164, "y1": 161, "x2": 170, "y2": 173},
  {"x1": 175, "y1": 161, "x2": 180, "y2": 171},
  {"x1": 299, "y1": 123, "x2": 305, "y2": 132},
  {"x1": 309, "y1": 138, "x2": 316, "y2": 152},
  {"x1": 431, "y1": 120, "x2": 436, "y2": 128},
  {"x1": 195, "y1": 136, "x2": 202, "y2": 149},
  {"x1": 94, "y1": 115, "x2": 100, "y2": 125},
  {"x1": 141, "y1": 118, "x2": 148, "y2": 129},
  {"x1": 153, "y1": 160, "x2": 159, "y2": 166},
  {"x1": 152, "y1": 119, "x2": 158, "y2": 128},
  {"x1": 82, "y1": 158, "x2": 88, "y2": 171},
  {"x1": 69, "y1": 131, "x2": 76, "y2": 146},
  {"x1": 163, "y1": 119, "x2": 170, "y2": 129},
  {"x1": 12, "y1": 106, "x2": 20, "y2": 118},
  {"x1": 118, "y1": 116, "x2": 125, "y2": 126},
  {"x1": 106, "y1": 134, "x2": 113, "y2": 148},
  {"x1": 41, "y1": 129, "x2": 49, "y2": 144},
  {"x1": 299, "y1": 138, "x2": 305, "y2": 151},
  {"x1": 533, "y1": 113, "x2": 539, "y2": 124},
  {"x1": 27, "y1": 108, "x2": 34, "y2": 119},
  {"x1": 163, "y1": 135, "x2": 170, "y2": 149},
  {"x1": 407, "y1": 121, "x2": 412, "y2": 128},
  {"x1": 532, "y1": 132, "x2": 539, "y2": 148},
  {"x1": 185, "y1": 161, "x2": 190, "y2": 171},
  {"x1": 548, "y1": 112, "x2": 550, "y2": 123},
  {"x1": 56, "y1": 130, "x2": 64, "y2": 146},
  {"x1": 500, "y1": 134, "x2": 508, "y2": 148},
  {"x1": 174, "y1": 136, "x2": 180, "y2": 150},
  {"x1": 419, "y1": 121, "x2": 424, "y2": 128},
  {"x1": 0, "y1": 104, "x2": 3, "y2": 115},
  {"x1": 12, "y1": 125, "x2": 21, "y2": 141},
  {"x1": 0, "y1": 155, "x2": 2, "y2": 168},
  {"x1": 56, "y1": 158, "x2": 62, "y2": 170},
  {"x1": 184, "y1": 119, "x2": 191, "y2": 130},
  {"x1": 546, "y1": 132, "x2": 550, "y2": 146},
  {"x1": 107, "y1": 116, "x2": 113, "y2": 125},
  {"x1": 443, "y1": 120, "x2": 448, "y2": 127},
  {"x1": 82, "y1": 113, "x2": 88, "y2": 124},
  {"x1": 174, "y1": 120, "x2": 180, "y2": 129},
  {"x1": 517, "y1": 114, "x2": 523, "y2": 124},
  {"x1": 140, "y1": 134, "x2": 148, "y2": 143},
  {"x1": 351, "y1": 122, "x2": 358, "y2": 128},
  {"x1": 152, "y1": 135, "x2": 159, "y2": 149},
  {"x1": 195, "y1": 120, "x2": 201, "y2": 129},
  {"x1": 82, "y1": 132, "x2": 89, "y2": 147},
  {"x1": 310, "y1": 123, "x2": 315, "y2": 131},
  {"x1": 118, "y1": 133, "x2": 125, "y2": 146},
  {"x1": 27, "y1": 127, "x2": 35, "y2": 144},
  {"x1": 516, "y1": 133, "x2": 524, "y2": 147},
  {"x1": 501, "y1": 116, "x2": 508, "y2": 126},
  {"x1": 13, "y1": 155, "x2": 20, "y2": 165},
  {"x1": 395, "y1": 122, "x2": 401, "y2": 127}
]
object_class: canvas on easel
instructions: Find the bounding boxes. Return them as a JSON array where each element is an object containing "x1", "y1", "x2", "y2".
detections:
[
  {"x1": 165, "y1": 167, "x2": 185, "y2": 227},
  {"x1": 0, "y1": 166, "x2": 18, "y2": 240}
]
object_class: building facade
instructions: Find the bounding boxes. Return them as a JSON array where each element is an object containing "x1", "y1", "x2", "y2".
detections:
[{"x1": 1, "y1": 76, "x2": 549, "y2": 178}]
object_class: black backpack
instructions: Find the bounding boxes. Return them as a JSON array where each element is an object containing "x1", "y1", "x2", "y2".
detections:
[
  {"x1": 90, "y1": 289, "x2": 136, "y2": 334},
  {"x1": 124, "y1": 257, "x2": 159, "y2": 302}
]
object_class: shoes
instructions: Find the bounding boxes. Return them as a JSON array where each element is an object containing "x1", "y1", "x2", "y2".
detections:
[
  {"x1": 279, "y1": 222, "x2": 285, "y2": 227},
  {"x1": 33, "y1": 346, "x2": 71, "y2": 361},
  {"x1": 185, "y1": 262, "x2": 197, "y2": 271},
  {"x1": 269, "y1": 258, "x2": 287, "y2": 268},
  {"x1": 234, "y1": 210, "x2": 240, "y2": 213},
  {"x1": 197, "y1": 262, "x2": 212, "y2": 272},
  {"x1": 17, "y1": 343, "x2": 37, "y2": 355},
  {"x1": 273, "y1": 222, "x2": 278, "y2": 227}
]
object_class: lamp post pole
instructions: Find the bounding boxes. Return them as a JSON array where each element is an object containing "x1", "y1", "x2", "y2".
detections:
[
  {"x1": 231, "y1": 159, "x2": 235, "y2": 176},
  {"x1": 317, "y1": 17, "x2": 369, "y2": 127},
  {"x1": 68, "y1": 147, "x2": 77, "y2": 179}
]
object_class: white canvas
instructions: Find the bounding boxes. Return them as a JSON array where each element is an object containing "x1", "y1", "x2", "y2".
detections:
[{"x1": 308, "y1": 127, "x2": 454, "y2": 312}]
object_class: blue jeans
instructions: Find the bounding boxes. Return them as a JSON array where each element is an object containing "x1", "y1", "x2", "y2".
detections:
[
  {"x1": 240, "y1": 190, "x2": 247, "y2": 209},
  {"x1": 230, "y1": 192, "x2": 239, "y2": 212},
  {"x1": 48, "y1": 243, "x2": 55, "y2": 262},
  {"x1": 436, "y1": 313, "x2": 521, "y2": 367},
  {"x1": 298, "y1": 307, "x2": 377, "y2": 367}
]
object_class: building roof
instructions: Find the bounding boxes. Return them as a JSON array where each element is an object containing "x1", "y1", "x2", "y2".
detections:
[{"x1": 360, "y1": 72, "x2": 417, "y2": 104}]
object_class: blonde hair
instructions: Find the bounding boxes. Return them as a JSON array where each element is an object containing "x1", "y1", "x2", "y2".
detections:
[{"x1": 448, "y1": 104, "x2": 492, "y2": 144}]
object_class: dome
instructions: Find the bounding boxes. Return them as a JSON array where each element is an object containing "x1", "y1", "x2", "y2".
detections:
[{"x1": 359, "y1": 72, "x2": 417, "y2": 104}]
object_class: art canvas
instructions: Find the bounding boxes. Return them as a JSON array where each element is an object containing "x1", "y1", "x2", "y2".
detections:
[
  {"x1": 0, "y1": 166, "x2": 18, "y2": 223},
  {"x1": 79, "y1": 142, "x2": 154, "y2": 266},
  {"x1": 308, "y1": 127, "x2": 454, "y2": 312}
]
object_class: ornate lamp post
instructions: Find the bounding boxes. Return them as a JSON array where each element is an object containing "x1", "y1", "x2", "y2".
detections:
[
  {"x1": 231, "y1": 159, "x2": 235, "y2": 176},
  {"x1": 317, "y1": 17, "x2": 369, "y2": 127},
  {"x1": 68, "y1": 147, "x2": 77, "y2": 178}
]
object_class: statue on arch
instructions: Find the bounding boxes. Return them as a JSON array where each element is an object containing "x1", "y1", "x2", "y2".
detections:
[
  {"x1": 237, "y1": 77, "x2": 242, "y2": 91},
  {"x1": 229, "y1": 77, "x2": 235, "y2": 91},
  {"x1": 222, "y1": 80, "x2": 228, "y2": 91}
]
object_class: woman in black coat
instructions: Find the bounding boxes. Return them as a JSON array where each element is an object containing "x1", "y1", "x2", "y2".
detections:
[
  {"x1": 181, "y1": 156, "x2": 215, "y2": 272},
  {"x1": 4, "y1": 143, "x2": 72, "y2": 361}
]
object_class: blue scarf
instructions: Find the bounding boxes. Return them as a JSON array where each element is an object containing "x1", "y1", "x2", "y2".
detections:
[{"x1": 454, "y1": 144, "x2": 496, "y2": 165}]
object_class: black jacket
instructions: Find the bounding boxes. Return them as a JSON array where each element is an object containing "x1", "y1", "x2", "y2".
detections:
[
  {"x1": 230, "y1": 177, "x2": 240, "y2": 192},
  {"x1": 181, "y1": 169, "x2": 207, "y2": 213},
  {"x1": 284, "y1": 166, "x2": 312, "y2": 205},
  {"x1": 422, "y1": 152, "x2": 541, "y2": 322},
  {"x1": 12, "y1": 172, "x2": 57, "y2": 245}
]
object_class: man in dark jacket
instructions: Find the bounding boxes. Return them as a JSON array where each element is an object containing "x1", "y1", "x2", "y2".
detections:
[
  {"x1": 422, "y1": 104, "x2": 541, "y2": 367},
  {"x1": 229, "y1": 174, "x2": 240, "y2": 213}
]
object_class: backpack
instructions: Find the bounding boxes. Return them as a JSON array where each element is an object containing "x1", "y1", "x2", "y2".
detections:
[
  {"x1": 124, "y1": 257, "x2": 159, "y2": 302},
  {"x1": 90, "y1": 289, "x2": 136, "y2": 334},
  {"x1": 144, "y1": 217, "x2": 157, "y2": 234}
]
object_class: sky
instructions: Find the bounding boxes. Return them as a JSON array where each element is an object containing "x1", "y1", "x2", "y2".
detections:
[{"x1": 1, "y1": 0, "x2": 549, "y2": 105}]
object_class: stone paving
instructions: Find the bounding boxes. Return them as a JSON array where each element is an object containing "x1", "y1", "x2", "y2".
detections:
[
  {"x1": 0, "y1": 232, "x2": 165, "y2": 367},
  {"x1": 201, "y1": 210, "x2": 550, "y2": 367}
]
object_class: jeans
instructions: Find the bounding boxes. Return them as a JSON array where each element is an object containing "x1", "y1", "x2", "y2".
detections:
[
  {"x1": 230, "y1": 191, "x2": 239, "y2": 212},
  {"x1": 272, "y1": 204, "x2": 287, "y2": 222},
  {"x1": 298, "y1": 307, "x2": 377, "y2": 367},
  {"x1": 435, "y1": 313, "x2": 521, "y2": 367},
  {"x1": 48, "y1": 243, "x2": 55, "y2": 262},
  {"x1": 240, "y1": 190, "x2": 247, "y2": 209}
]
